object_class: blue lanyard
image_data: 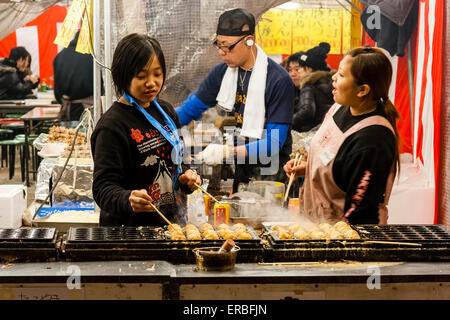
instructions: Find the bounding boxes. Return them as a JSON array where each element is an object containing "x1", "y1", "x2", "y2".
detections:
[{"x1": 123, "y1": 92, "x2": 183, "y2": 190}]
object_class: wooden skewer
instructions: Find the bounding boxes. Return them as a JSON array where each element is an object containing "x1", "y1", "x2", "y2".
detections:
[
  {"x1": 283, "y1": 153, "x2": 302, "y2": 203},
  {"x1": 194, "y1": 182, "x2": 221, "y2": 203},
  {"x1": 148, "y1": 201, "x2": 173, "y2": 227},
  {"x1": 258, "y1": 262, "x2": 324, "y2": 266},
  {"x1": 364, "y1": 240, "x2": 422, "y2": 247}
]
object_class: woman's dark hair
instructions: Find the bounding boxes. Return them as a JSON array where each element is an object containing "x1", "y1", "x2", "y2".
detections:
[
  {"x1": 9, "y1": 46, "x2": 31, "y2": 63},
  {"x1": 111, "y1": 33, "x2": 166, "y2": 96},
  {"x1": 346, "y1": 46, "x2": 401, "y2": 174}
]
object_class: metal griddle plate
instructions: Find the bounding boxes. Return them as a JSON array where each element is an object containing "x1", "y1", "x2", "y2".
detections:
[
  {"x1": 67, "y1": 225, "x2": 261, "y2": 244},
  {"x1": 0, "y1": 228, "x2": 56, "y2": 242},
  {"x1": 67, "y1": 226, "x2": 165, "y2": 243},
  {"x1": 353, "y1": 224, "x2": 450, "y2": 242},
  {"x1": 263, "y1": 222, "x2": 450, "y2": 243},
  {"x1": 163, "y1": 225, "x2": 261, "y2": 244},
  {"x1": 262, "y1": 222, "x2": 362, "y2": 243}
]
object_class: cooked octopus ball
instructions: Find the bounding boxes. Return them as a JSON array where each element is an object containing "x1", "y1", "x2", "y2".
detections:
[
  {"x1": 236, "y1": 231, "x2": 253, "y2": 239},
  {"x1": 293, "y1": 230, "x2": 311, "y2": 240}
]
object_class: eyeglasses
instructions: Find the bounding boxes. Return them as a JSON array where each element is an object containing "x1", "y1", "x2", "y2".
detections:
[
  {"x1": 213, "y1": 36, "x2": 246, "y2": 53},
  {"x1": 288, "y1": 67, "x2": 301, "y2": 73}
]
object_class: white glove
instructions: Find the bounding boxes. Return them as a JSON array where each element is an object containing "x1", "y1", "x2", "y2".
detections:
[{"x1": 195, "y1": 144, "x2": 232, "y2": 165}]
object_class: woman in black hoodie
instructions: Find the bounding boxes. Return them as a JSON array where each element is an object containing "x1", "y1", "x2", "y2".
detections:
[
  {"x1": 292, "y1": 42, "x2": 336, "y2": 133},
  {"x1": 0, "y1": 47, "x2": 39, "y2": 100}
]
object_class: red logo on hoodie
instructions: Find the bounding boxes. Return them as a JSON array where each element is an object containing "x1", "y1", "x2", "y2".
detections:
[{"x1": 130, "y1": 128, "x2": 144, "y2": 143}]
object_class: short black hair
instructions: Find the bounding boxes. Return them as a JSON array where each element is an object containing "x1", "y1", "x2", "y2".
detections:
[
  {"x1": 287, "y1": 51, "x2": 306, "y2": 65},
  {"x1": 111, "y1": 33, "x2": 166, "y2": 96},
  {"x1": 9, "y1": 46, "x2": 30, "y2": 62}
]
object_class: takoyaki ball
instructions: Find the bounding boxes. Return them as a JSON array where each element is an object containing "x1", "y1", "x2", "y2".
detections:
[
  {"x1": 343, "y1": 229, "x2": 360, "y2": 239},
  {"x1": 236, "y1": 231, "x2": 253, "y2": 240},
  {"x1": 309, "y1": 230, "x2": 326, "y2": 239},
  {"x1": 272, "y1": 225, "x2": 285, "y2": 232},
  {"x1": 218, "y1": 228, "x2": 235, "y2": 237},
  {"x1": 169, "y1": 224, "x2": 183, "y2": 234},
  {"x1": 221, "y1": 231, "x2": 236, "y2": 240},
  {"x1": 278, "y1": 230, "x2": 293, "y2": 240},
  {"x1": 293, "y1": 230, "x2": 311, "y2": 240},
  {"x1": 184, "y1": 224, "x2": 198, "y2": 231},
  {"x1": 217, "y1": 223, "x2": 231, "y2": 231},
  {"x1": 288, "y1": 224, "x2": 303, "y2": 234},
  {"x1": 233, "y1": 223, "x2": 247, "y2": 232},
  {"x1": 201, "y1": 223, "x2": 215, "y2": 233},
  {"x1": 334, "y1": 221, "x2": 351, "y2": 231},
  {"x1": 309, "y1": 226, "x2": 322, "y2": 234},
  {"x1": 203, "y1": 230, "x2": 219, "y2": 240},
  {"x1": 171, "y1": 232, "x2": 186, "y2": 240},
  {"x1": 329, "y1": 230, "x2": 344, "y2": 239},
  {"x1": 186, "y1": 232, "x2": 202, "y2": 240},
  {"x1": 319, "y1": 223, "x2": 333, "y2": 232}
]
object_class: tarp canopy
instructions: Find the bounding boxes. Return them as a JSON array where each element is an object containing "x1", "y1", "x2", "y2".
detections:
[{"x1": 0, "y1": 1, "x2": 70, "y2": 41}]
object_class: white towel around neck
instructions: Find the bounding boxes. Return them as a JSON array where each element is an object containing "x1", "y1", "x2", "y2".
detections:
[{"x1": 216, "y1": 44, "x2": 268, "y2": 139}]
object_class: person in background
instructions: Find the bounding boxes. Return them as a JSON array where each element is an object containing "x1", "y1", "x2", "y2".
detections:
[
  {"x1": 291, "y1": 42, "x2": 335, "y2": 133},
  {"x1": 0, "y1": 46, "x2": 39, "y2": 100},
  {"x1": 279, "y1": 57, "x2": 289, "y2": 71},
  {"x1": 91, "y1": 33, "x2": 201, "y2": 227},
  {"x1": 176, "y1": 8, "x2": 295, "y2": 193},
  {"x1": 285, "y1": 51, "x2": 305, "y2": 106},
  {"x1": 284, "y1": 47, "x2": 400, "y2": 225},
  {"x1": 53, "y1": 31, "x2": 96, "y2": 121}
]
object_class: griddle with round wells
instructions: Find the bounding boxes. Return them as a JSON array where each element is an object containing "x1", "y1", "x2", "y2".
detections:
[
  {"x1": 263, "y1": 224, "x2": 450, "y2": 262},
  {"x1": 61, "y1": 225, "x2": 264, "y2": 263},
  {"x1": 0, "y1": 228, "x2": 59, "y2": 263}
]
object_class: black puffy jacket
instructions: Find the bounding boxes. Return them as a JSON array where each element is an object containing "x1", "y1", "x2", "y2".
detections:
[
  {"x1": 0, "y1": 58, "x2": 38, "y2": 100},
  {"x1": 292, "y1": 70, "x2": 335, "y2": 132}
]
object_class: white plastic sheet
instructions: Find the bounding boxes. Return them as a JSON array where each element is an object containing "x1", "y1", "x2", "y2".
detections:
[{"x1": 387, "y1": 154, "x2": 435, "y2": 224}]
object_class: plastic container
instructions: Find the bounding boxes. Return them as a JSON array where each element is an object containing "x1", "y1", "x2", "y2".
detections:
[
  {"x1": 193, "y1": 246, "x2": 240, "y2": 271},
  {"x1": 288, "y1": 198, "x2": 300, "y2": 214},
  {"x1": 40, "y1": 79, "x2": 47, "y2": 92},
  {"x1": 0, "y1": 185, "x2": 27, "y2": 228},
  {"x1": 214, "y1": 202, "x2": 230, "y2": 225}
]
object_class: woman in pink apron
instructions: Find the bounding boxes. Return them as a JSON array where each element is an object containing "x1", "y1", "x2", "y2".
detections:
[{"x1": 284, "y1": 47, "x2": 400, "y2": 225}]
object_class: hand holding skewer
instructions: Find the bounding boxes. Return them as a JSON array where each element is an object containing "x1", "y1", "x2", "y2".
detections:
[
  {"x1": 129, "y1": 189, "x2": 173, "y2": 227},
  {"x1": 283, "y1": 153, "x2": 303, "y2": 203},
  {"x1": 193, "y1": 183, "x2": 221, "y2": 204}
]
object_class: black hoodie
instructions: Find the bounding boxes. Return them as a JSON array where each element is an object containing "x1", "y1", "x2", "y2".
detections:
[
  {"x1": 292, "y1": 70, "x2": 336, "y2": 132},
  {"x1": 0, "y1": 58, "x2": 39, "y2": 100},
  {"x1": 53, "y1": 32, "x2": 96, "y2": 120}
]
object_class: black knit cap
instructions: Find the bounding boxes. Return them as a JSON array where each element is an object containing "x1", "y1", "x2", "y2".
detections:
[
  {"x1": 299, "y1": 42, "x2": 331, "y2": 71},
  {"x1": 216, "y1": 8, "x2": 255, "y2": 36}
]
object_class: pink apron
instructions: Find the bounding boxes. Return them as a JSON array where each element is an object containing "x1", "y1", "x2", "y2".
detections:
[{"x1": 299, "y1": 103, "x2": 396, "y2": 224}]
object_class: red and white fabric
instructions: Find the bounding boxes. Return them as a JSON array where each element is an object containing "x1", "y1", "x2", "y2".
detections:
[{"x1": 0, "y1": 5, "x2": 68, "y2": 87}]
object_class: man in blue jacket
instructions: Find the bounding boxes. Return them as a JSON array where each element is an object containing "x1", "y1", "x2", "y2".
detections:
[{"x1": 176, "y1": 8, "x2": 294, "y2": 192}]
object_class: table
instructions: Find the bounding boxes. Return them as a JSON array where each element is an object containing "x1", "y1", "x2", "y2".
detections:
[
  {"x1": 0, "y1": 99, "x2": 58, "y2": 115},
  {"x1": 0, "y1": 260, "x2": 448, "y2": 300},
  {"x1": 0, "y1": 100, "x2": 34, "y2": 115},
  {"x1": 21, "y1": 106, "x2": 61, "y2": 186}
]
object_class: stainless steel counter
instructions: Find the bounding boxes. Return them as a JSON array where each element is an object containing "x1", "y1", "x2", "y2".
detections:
[{"x1": 1, "y1": 260, "x2": 449, "y2": 300}]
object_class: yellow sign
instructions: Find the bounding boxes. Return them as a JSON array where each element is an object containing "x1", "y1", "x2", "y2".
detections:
[
  {"x1": 350, "y1": 0, "x2": 364, "y2": 50},
  {"x1": 258, "y1": 7, "x2": 356, "y2": 56},
  {"x1": 76, "y1": 0, "x2": 93, "y2": 53},
  {"x1": 54, "y1": 0, "x2": 86, "y2": 48},
  {"x1": 257, "y1": 10, "x2": 294, "y2": 54},
  {"x1": 292, "y1": 9, "x2": 312, "y2": 53}
]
